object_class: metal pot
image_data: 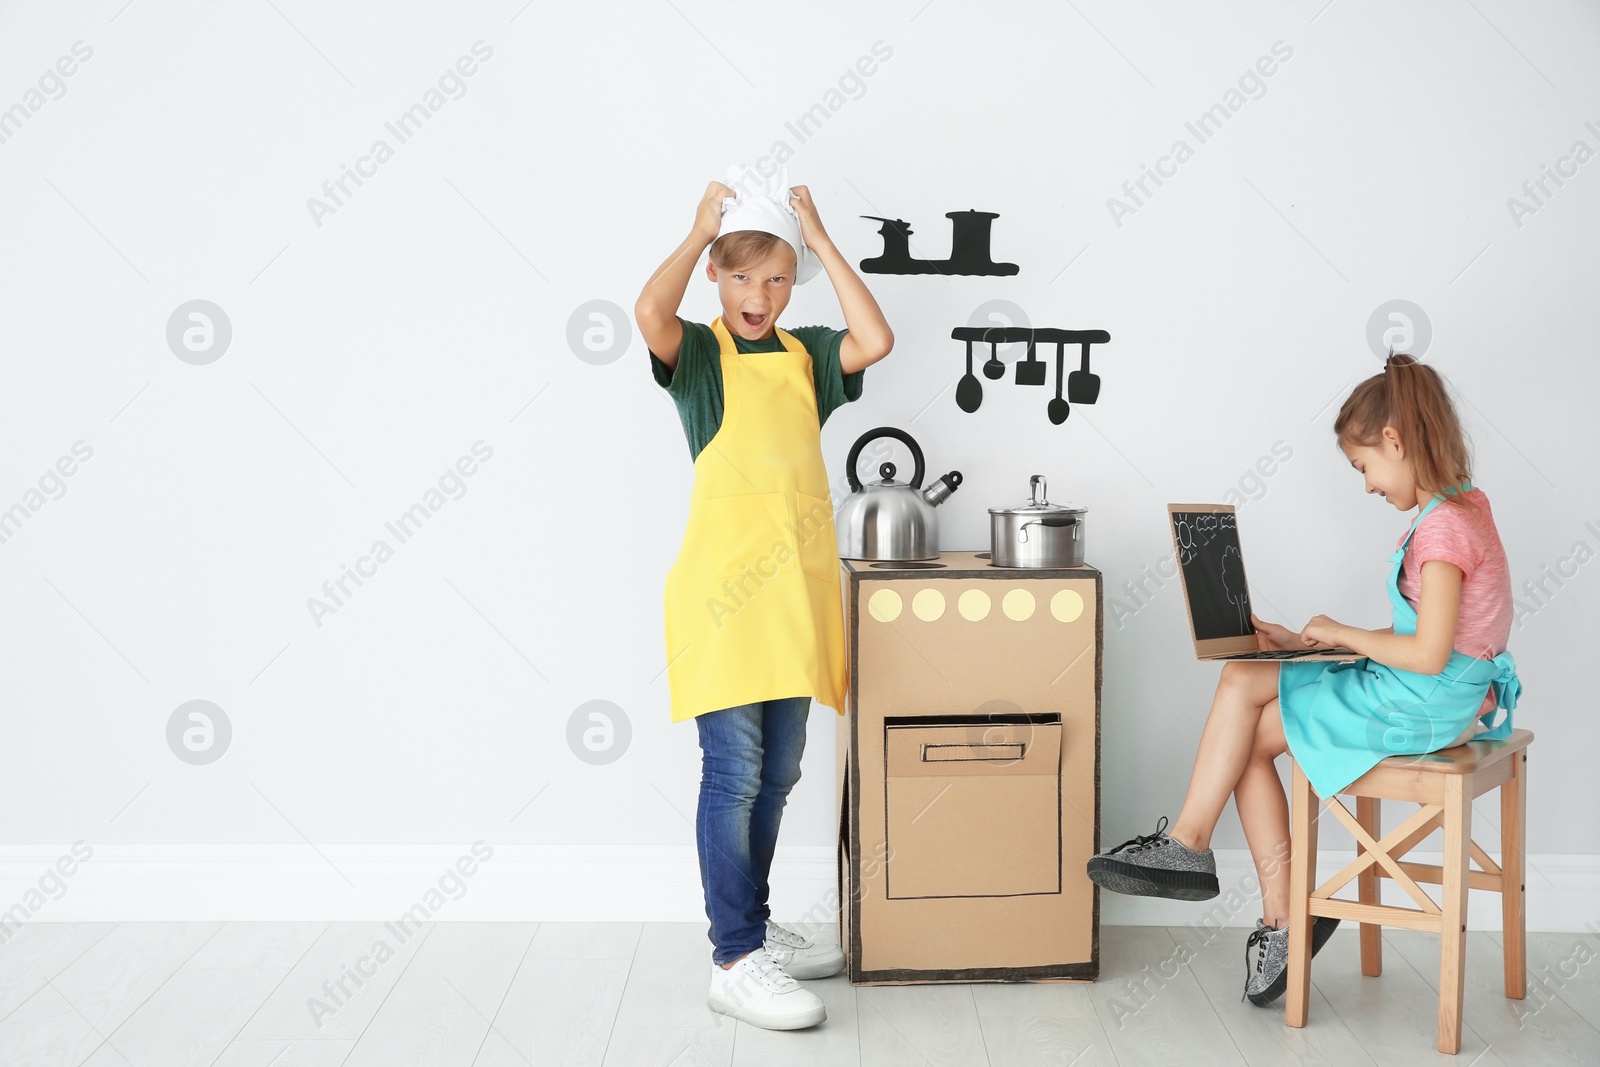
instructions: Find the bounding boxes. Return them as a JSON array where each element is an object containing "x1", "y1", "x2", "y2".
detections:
[
  {"x1": 836, "y1": 427, "x2": 962, "y2": 560},
  {"x1": 989, "y1": 475, "x2": 1087, "y2": 568}
]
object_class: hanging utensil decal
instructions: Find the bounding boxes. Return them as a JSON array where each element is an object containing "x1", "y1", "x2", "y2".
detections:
[
  {"x1": 982, "y1": 331, "x2": 1005, "y2": 380},
  {"x1": 1047, "y1": 341, "x2": 1070, "y2": 425},
  {"x1": 1014, "y1": 337, "x2": 1046, "y2": 386},
  {"x1": 956, "y1": 335, "x2": 983, "y2": 412},
  {"x1": 1068, "y1": 340, "x2": 1102, "y2": 404},
  {"x1": 948, "y1": 327, "x2": 1110, "y2": 425}
]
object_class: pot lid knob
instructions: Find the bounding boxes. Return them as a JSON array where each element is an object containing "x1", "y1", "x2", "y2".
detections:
[{"x1": 880, "y1": 462, "x2": 897, "y2": 482}]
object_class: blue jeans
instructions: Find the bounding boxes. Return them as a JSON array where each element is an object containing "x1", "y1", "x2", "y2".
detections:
[{"x1": 694, "y1": 696, "x2": 810, "y2": 965}]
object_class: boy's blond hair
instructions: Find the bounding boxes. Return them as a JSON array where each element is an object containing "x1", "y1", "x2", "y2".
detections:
[{"x1": 710, "y1": 230, "x2": 791, "y2": 274}]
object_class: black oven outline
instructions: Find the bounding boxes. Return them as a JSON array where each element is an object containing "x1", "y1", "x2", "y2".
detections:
[{"x1": 881, "y1": 713, "x2": 1065, "y2": 901}]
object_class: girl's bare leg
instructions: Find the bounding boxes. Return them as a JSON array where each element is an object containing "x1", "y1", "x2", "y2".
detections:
[
  {"x1": 1168, "y1": 660, "x2": 1279, "y2": 852},
  {"x1": 1235, "y1": 697, "x2": 1291, "y2": 927}
]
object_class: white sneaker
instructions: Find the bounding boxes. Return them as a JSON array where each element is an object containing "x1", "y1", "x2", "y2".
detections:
[
  {"x1": 762, "y1": 920, "x2": 845, "y2": 980},
  {"x1": 707, "y1": 946, "x2": 826, "y2": 1030}
]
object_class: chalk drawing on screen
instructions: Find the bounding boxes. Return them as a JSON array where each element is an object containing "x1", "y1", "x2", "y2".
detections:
[
  {"x1": 1173, "y1": 511, "x2": 1235, "y2": 565},
  {"x1": 1171, "y1": 510, "x2": 1254, "y2": 642},
  {"x1": 1220, "y1": 544, "x2": 1248, "y2": 631}
]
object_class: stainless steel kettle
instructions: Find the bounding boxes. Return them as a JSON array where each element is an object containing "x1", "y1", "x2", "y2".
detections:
[{"x1": 836, "y1": 427, "x2": 962, "y2": 560}]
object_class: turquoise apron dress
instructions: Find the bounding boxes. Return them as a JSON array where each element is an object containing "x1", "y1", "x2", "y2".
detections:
[{"x1": 1278, "y1": 481, "x2": 1522, "y2": 799}]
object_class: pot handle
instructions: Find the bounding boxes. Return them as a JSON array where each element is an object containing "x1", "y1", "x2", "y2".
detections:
[
  {"x1": 1035, "y1": 514, "x2": 1077, "y2": 527},
  {"x1": 846, "y1": 426, "x2": 926, "y2": 491}
]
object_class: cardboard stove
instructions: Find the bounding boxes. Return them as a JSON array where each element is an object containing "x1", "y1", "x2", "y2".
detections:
[{"x1": 836, "y1": 550, "x2": 1103, "y2": 983}]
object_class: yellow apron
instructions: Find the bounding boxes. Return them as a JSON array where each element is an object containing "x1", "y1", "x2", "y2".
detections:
[{"x1": 664, "y1": 317, "x2": 848, "y2": 723}]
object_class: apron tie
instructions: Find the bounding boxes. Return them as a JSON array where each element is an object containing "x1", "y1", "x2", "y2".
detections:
[{"x1": 1475, "y1": 650, "x2": 1520, "y2": 740}]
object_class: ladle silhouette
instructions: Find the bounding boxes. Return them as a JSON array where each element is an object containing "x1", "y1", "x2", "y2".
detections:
[
  {"x1": 956, "y1": 337, "x2": 983, "y2": 412},
  {"x1": 1048, "y1": 342, "x2": 1070, "y2": 424}
]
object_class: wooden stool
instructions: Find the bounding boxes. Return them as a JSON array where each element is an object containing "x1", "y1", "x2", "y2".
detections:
[{"x1": 1284, "y1": 728, "x2": 1532, "y2": 1054}]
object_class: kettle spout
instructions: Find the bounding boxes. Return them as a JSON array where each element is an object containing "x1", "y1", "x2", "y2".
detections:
[{"x1": 923, "y1": 470, "x2": 963, "y2": 507}]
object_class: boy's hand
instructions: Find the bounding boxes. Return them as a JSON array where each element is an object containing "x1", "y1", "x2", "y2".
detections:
[
  {"x1": 784, "y1": 181, "x2": 894, "y2": 373},
  {"x1": 1300, "y1": 614, "x2": 1348, "y2": 649},
  {"x1": 788, "y1": 185, "x2": 833, "y2": 252},
  {"x1": 1250, "y1": 613, "x2": 1301, "y2": 651},
  {"x1": 694, "y1": 181, "x2": 736, "y2": 242},
  {"x1": 638, "y1": 181, "x2": 735, "y2": 370}
]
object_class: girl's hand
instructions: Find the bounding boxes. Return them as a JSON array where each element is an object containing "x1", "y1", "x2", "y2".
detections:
[
  {"x1": 694, "y1": 181, "x2": 736, "y2": 242},
  {"x1": 788, "y1": 185, "x2": 833, "y2": 252},
  {"x1": 1250, "y1": 613, "x2": 1301, "y2": 651},
  {"x1": 1300, "y1": 614, "x2": 1347, "y2": 649}
]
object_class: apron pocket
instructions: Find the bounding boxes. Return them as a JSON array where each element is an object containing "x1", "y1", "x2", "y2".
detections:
[
  {"x1": 794, "y1": 491, "x2": 841, "y2": 582},
  {"x1": 695, "y1": 493, "x2": 797, "y2": 580}
]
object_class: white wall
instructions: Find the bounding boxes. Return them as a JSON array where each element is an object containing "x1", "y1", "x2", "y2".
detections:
[{"x1": 2, "y1": 0, "x2": 1596, "y2": 929}]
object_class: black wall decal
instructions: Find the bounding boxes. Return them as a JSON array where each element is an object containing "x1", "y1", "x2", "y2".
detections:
[
  {"x1": 951, "y1": 328, "x2": 1109, "y2": 425},
  {"x1": 860, "y1": 211, "x2": 1019, "y2": 276}
]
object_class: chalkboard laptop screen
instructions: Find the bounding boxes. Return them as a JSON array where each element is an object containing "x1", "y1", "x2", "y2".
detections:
[{"x1": 1166, "y1": 504, "x2": 1359, "y2": 662}]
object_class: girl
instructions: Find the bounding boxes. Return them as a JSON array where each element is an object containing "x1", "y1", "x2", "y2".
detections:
[{"x1": 1088, "y1": 353, "x2": 1523, "y2": 1006}]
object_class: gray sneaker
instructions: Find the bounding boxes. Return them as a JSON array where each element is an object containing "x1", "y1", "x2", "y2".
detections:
[
  {"x1": 1243, "y1": 916, "x2": 1341, "y2": 1006},
  {"x1": 1086, "y1": 816, "x2": 1219, "y2": 901}
]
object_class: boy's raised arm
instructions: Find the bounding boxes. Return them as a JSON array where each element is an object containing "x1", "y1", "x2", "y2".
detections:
[
  {"x1": 635, "y1": 182, "x2": 732, "y2": 371},
  {"x1": 788, "y1": 185, "x2": 894, "y2": 375}
]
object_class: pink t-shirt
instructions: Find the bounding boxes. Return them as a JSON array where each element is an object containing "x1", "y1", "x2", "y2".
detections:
[{"x1": 1395, "y1": 487, "x2": 1512, "y2": 723}]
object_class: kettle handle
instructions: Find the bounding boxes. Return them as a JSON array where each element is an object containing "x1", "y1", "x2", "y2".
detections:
[{"x1": 846, "y1": 427, "x2": 926, "y2": 491}]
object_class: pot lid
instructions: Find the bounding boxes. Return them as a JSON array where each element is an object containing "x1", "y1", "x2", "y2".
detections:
[
  {"x1": 988, "y1": 474, "x2": 1087, "y2": 516},
  {"x1": 989, "y1": 501, "x2": 1087, "y2": 516}
]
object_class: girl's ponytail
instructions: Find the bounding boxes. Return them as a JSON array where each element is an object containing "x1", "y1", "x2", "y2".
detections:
[{"x1": 1335, "y1": 352, "x2": 1476, "y2": 510}]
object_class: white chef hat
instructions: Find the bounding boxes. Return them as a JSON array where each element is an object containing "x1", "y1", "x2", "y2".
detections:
[{"x1": 715, "y1": 164, "x2": 822, "y2": 285}]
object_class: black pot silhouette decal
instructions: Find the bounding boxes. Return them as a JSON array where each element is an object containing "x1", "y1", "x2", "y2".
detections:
[{"x1": 860, "y1": 210, "x2": 1019, "y2": 276}]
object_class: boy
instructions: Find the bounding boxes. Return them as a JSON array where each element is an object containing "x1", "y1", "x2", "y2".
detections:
[{"x1": 635, "y1": 169, "x2": 893, "y2": 1030}]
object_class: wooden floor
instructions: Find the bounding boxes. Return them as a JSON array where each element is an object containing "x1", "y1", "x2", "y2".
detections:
[{"x1": 2, "y1": 921, "x2": 1596, "y2": 1066}]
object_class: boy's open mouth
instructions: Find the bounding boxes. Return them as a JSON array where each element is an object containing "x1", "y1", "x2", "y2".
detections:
[{"x1": 741, "y1": 312, "x2": 768, "y2": 328}]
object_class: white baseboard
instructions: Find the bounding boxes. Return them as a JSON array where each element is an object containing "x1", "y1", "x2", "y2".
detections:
[{"x1": 2, "y1": 844, "x2": 1595, "y2": 933}]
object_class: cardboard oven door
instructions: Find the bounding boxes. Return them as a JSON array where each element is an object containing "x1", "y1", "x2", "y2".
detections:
[{"x1": 883, "y1": 718, "x2": 1062, "y2": 899}]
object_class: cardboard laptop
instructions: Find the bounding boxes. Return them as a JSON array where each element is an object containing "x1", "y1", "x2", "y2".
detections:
[{"x1": 1167, "y1": 503, "x2": 1360, "y2": 662}]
